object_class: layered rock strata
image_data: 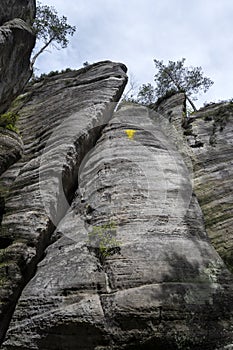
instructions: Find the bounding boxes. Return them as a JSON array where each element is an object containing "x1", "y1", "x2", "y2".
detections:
[
  {"x1": 0, "y1": 61, "x2": 127, "y2": 344},
  {"x1": 0, "y1": 2, "x2": 36, "y2": 337},
  {"x1": 185, "y1": 102, "x2": 233, "y2": 269},
  {"x1": 2, "y1": 102, "x2": 233, "y2": 349},
  {"x1": 155, "y1": 95, "x2": 233, "y2": 272},
  {"x1": 0, "y1": 0, "x2": 36, "y2": 26},
  {"x1": 0, "y1": 0, "x2": 35, "y2": 115}
]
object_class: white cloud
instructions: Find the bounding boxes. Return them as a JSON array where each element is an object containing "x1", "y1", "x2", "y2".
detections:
[{"x1": 36, "y1": 0, "x2": 233, "y2": 107}]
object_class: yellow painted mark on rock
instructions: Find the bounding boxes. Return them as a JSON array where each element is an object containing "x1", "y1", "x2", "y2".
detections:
[{"x1": 125, "y1": 129, "x2": 136, "y2": 139}]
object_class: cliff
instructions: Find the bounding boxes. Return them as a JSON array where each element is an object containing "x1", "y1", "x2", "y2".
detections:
[
  {"x1": 0, "y1": 0, "x2": 35, "y2": 179},
  {"x1": 0, "y1": 0, "x2": 36, "y2": 115},
  {"x1": 0, "y1": 61, "x2": 128, "y2": 345},
  {"x1": 186, "y1": 103, "x2": 233, "y2": 270},
  {"x1": 0, "y1": 66, "x2": 233, "y2": 349},
  {"x1": 1, "y1": 3, "x2": 233, "y2": 350}
]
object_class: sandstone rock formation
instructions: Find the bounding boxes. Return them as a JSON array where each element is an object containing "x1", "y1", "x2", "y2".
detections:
[
  {"x1": 0, "y1": 0, "x2": 36, "y2": 26},
  {"x1": 0, "y1": 0, "x2": 35, "y2": 114},
  {"x1": 1, "y1": 79, "x2": 233, "y2": 349},
  {"x1": 0, "y1": 130, "x2": 23, "y2": 178},
  {"x1": 0, "y1": 3, "x2": 233, "y2": 347},
  {"x1": 0, "y1": 61, "x2": 128, "y2": 345},
  {"x1": 154, "y1": 95, "x2": 233, "y2": 274},
  {"x1": 185, "y1": 102, "x2": 233, "y2": 270}
]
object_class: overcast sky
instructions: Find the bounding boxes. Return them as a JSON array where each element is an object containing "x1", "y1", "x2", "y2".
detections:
[{"x1": 36, "y1": 0, "x2": 233, "y2": 107}]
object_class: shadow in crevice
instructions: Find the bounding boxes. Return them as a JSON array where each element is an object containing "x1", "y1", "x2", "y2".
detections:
[
  {"x1": 153, "y1": 251, "x2": 233, "y2": 349},
  {"x1": 37, "y1": 322, "x2": 108, "y2": 350},
  {"x1": 0, "y1": 237, "x2": 13, "y2": 249}
]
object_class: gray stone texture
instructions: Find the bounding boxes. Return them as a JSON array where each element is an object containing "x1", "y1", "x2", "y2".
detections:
[
  {"x1": 0, "y1": 61, "x2": 127, "y2": 344},
  {"x1": 0, "y1": 0, "x2": 36, "y2": 26},
  {"x1": 0, "y1": 18, "x2": 35, "y2": 115},
  {"x1": 0, "y1": 2, "x2": 232, "y2": 344},
  {"x1": 2, "y1": 99, "x2": 233, "y2": 349},
  {"x1": 0, "y1": 0, "x2": 35, "y2": 115},
  {"x1": 0, "y1": 130, "x2": 23, "y2": 177},
  {"x1": 185, "y1": 102, "x2": 233, "y2": 270}
]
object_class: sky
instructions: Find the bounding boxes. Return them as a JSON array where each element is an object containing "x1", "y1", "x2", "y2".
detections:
[{"x1": 36, "y1": 0, "x2": 233, "y2": 108}]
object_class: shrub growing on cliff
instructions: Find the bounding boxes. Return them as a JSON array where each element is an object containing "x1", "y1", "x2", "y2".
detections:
[
  {"x1": 0, "y1": 112, "x2": 19, "y2": 133},
  {"x1": 121, "y1": 59, "x2": 213, "y2": 111},
  {"x1": 31, "y1": 2, "x2": 76, "y2": 68},
  {"x1": 154, "y1": 58, "x2": 214, "y2": 111},
  {"x1": 87, "y1": 221, "x2": 121, "y2": 264},
  {"x1": 137, "y1": 83, "x2": 156, "y2": 105}
]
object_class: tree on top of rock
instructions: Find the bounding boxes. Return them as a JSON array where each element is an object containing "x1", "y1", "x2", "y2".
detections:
[
  {"x1": 154, "y1": 58, "x2": 214, "y2": 111},
  {"x1": 31, "y1": 2, "x2": 76, "y2": 68}
]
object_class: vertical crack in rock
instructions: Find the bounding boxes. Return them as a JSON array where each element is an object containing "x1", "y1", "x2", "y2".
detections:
[{"x1": 0, "y1": 61, "x2": 127, "y2": 344}]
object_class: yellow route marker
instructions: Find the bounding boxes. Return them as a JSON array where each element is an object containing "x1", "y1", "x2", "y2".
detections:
[{"x1": 125, "y1": 129, "x2": 136, "y2": 140}]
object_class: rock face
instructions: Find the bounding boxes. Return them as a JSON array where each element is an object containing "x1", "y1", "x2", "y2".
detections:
[
  {"x1": 0, "y1": 61, "x2": 128, "y2": 344},
  {"x1": 0, "y1": 0, "x2": 35, "y2": 114},
  {"x1": 0, "y1": 129, "x2": 23, "y2": 233},
  {"x1": 0, "y1": 130, "x2": 23, "y2": 178},
  {"x1": 0, "y1": 3, "x2": 233, "y2": 344},
  {"x1": 0, "y1": 0, "x2": 36, "y2": 26},
  {"x1": 0, "y1": 2, "x2": 35, "y2": 333},
  {"x1": 2, "y1": 91, "x2": 233, "y2": 349},
  {"x1": 185, "y1": 102, "x2": 233, "y2": 270}
]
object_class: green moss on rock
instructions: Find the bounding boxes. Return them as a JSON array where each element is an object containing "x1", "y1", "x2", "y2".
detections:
[{"x1": 0, "y1": 111, "x2": 19, "y2": 133}]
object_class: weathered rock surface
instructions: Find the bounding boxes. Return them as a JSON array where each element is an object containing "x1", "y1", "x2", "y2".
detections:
[
  {"x1": 154, "y1": 93, "x2": 194, "y2": 172},
  {"x1": 0, "y1": 129, "x2": 23, "y2": 232},
  {"x1": 0, "y1": 130, "x2": 23, "y2": 178},
  {"x1": 0, "y1": 0, "x2": 35, "y2": 176},
  {"x1": 184, "y1": 102, "x2": 233, "y2": 270},
  {"x1": 0, "y1": 61, "x2": 127, "y2": 344},
  {"x1": 2, "y1": 102, "x2": 233, "y2": 349},
  {"x1": 0, "y1": 3, "x2": 35, "y2": 337},
  {"x1": 0, "y1": 3, "x2": 232, "y2": 349},
  {"x1": 0, "y1": 0, "x2": 36, "y2": 26},
  {"x1": 0, "y1": 18, "x2": 35, "y2": 115},
  {"x1": 0, "y1": 0, "x2": 35, "y2": 115}
]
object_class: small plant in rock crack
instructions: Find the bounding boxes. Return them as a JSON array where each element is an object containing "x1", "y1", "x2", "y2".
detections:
[
  {"x1": 0, "y1": 112, "x2": 19, "y2": 133},
  {"x1": 87, "y1": 221, "x2": 121, "y2": 264}
]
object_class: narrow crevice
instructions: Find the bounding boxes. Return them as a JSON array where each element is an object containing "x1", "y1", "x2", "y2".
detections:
[
  {"x1": 0, "y1": 237, "x2": 13, "y2": 249},
  {"x1": 0, "y1": 196, "x2": 5, "y2": 225},
  {"x1": 104, "y1": 270, "x2": 112, "y2": 293},
  {"x1": 0, "y1": 219, "x2": 56, "y2": 344},
  {"x1": 190, "y1": 141, "x2": 204, "y2": 148}
]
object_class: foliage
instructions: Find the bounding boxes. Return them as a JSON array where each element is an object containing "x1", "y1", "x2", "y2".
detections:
[
  {"x1": 153, "y1": 58, "x2": 214, "y2": 111},
  {"x1": 87, "y1": 221, "x2": 121, "y2": 263},
  {"x1": 137, "y1": 83, "x2": 156, "y2": 105},
  {"x1": 29, "y1": 67, "x2": 73, "y2": 84},
  {"x1": 121, "y1": 81, "x2": 156, "y2": 106},
  {"x1": 120, "y1": 95, "x2": 138, "y2": 104},
  {"x1": 0, "y1": 112, "x2": 19, "y2": 133},
  {"x1": 121, "y1": 73, "x2": 139, "y2": 103},
  {"x1": 31, "y1": 2, "x2": 76, "y2": 67},
  {"x1": 120, "y1": 58, "x2": 213, "y2": 112}
]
